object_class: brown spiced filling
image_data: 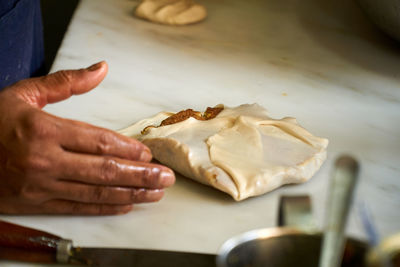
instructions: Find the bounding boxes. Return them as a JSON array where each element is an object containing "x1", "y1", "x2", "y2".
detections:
[{"x1": 142, "y1": 106, "x2": 224, "y2": 134}]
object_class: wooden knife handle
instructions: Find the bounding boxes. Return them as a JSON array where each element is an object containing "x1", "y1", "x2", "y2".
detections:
[{"x1": 0, "y1": 220, "x2": 62, "y2": 263}]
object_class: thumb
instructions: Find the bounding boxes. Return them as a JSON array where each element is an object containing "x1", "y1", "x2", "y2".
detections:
[{"x1": 14, "y1": 61, "x2": 108, "y2": 108}]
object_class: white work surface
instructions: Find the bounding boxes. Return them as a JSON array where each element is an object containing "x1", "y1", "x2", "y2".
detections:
[{"x1": 2, "y1": 0, "x2": 400, "y2": 265}]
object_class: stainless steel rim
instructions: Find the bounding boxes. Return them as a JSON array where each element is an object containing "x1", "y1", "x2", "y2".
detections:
[{"x1": 216, "y1": 227, "x2": 317, "y2": 267}]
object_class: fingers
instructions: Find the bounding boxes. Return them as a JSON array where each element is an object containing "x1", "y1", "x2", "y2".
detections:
[
  {"x1": 0, "y1": 200, "x2": 133, "y2": 215},
  {"x1": 58, "y1": 118, "x2": 152, "y2": 162},
  {"x1": 53, "y1": 181, "x2": 164, "y2": 205},
  {"x1": 13, "y1": 61, "x2": 108, "y2": 108},
  {"x1": 41, "y1": 200, "x2": 133, "y2": 215},
  {"x1": 59, "y1": 152, "x2": 175, "y2": 189}
]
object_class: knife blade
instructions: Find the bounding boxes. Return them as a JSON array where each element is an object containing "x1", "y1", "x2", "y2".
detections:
[
  {"x1": 0, "y1": 220, "x2": 216, "y2": 266},
  {"x1": 69, "y1": 247, "x2": 216, "y2": 266}
]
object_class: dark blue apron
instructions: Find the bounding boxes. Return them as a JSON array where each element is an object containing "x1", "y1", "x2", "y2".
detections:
[{"x1": 0, "y1": 0, "x2": 44, "y2": 90}]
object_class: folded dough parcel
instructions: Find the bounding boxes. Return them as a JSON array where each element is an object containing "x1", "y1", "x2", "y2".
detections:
[{"x1": 119, "y1": 104, "x2": 328, "y2": 201}]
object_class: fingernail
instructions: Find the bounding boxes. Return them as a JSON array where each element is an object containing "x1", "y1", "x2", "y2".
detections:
[
  {"x1": 160, "y1": 169, "x2": 175, "y2": 187},
  {"x1": 87, "y1": 61, "x2": 104, "y2": 71},
  {"x1": 139, "y1": 149, "x2": 152, "y2": 162}
]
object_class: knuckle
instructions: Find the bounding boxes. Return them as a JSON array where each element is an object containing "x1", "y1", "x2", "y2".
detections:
[
  {"x1": 23, "y1": 154, "x2": 51, "y2": 172},
  {"x1": 92, "y1": 186, "x2": 108, "y2": 202},
  {"x1": 99, "y1": 157, "x2": 119, "y2": 182},
  {"x1": 71, "y1": 202, "x2": 84, "y2": 214},
  {"x1": 55, "y1": 70, "x2": 74, "y2": 86},
  {"x1": 22, "y1": 111, "x2": 56, "y2": 140},
  {"x1": 141, "y1": 167, "x2": 152, "y2": 181},
  {"x1": 18, "y1": 184, "x2": 45, "y2": 204},
  {"x1": 9, "y1": 79, "x2": 40, "y2": 101},
  {"x1": 141, "y1": 167, "x2": 161, "y2": 187},
  {"x1": 3, "y1": 150, "x2": 52, "y2": 178},
  {"x1": 96, "y1": 131, "x2": 114, "y2": 154},
  {"x1": 131, "y1": 189, "x2": 145, "y2": 202}
]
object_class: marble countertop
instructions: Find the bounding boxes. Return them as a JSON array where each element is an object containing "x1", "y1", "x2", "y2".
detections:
[{"x1": 2, "y1": 0, "x2": 400, "y2": 265}]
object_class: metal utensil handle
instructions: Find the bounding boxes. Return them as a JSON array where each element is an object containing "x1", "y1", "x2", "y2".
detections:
[
  {"x1": 319, "y1": 155, "x2": 359, "y2": 267},
  {"x1": 0, "y1": 220, "x2": 72, "y2": 264}
]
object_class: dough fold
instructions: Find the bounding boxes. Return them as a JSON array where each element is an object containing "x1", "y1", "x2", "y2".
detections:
[
  {"x1": 134, "y1": 0, "x2": 207, "y2": 26},
  {"x1": 120, "y1": 104, "x2": 329, "y2": 201}
]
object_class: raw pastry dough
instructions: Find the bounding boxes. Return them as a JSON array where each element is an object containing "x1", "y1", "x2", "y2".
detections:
[
  {"x1": 120, "y1": 104, "x2": 329, "y2": 201},
  {"x1": 134, "y1": 0, "x2": 207, "y2": 26}
]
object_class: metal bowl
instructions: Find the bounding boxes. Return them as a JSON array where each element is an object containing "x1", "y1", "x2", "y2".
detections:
[
  {"x1": 357, "y1": 0, "x2": 400, "y2": 41},
  {"x1": 217, "y1": 227, "x2": 367, "y2": 267}
]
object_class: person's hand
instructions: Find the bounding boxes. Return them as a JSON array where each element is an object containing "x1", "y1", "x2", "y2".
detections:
[{"x1": 0, "y1": 61, "x2": 175, "y2": 215}]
